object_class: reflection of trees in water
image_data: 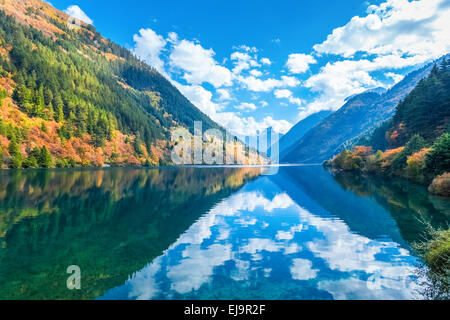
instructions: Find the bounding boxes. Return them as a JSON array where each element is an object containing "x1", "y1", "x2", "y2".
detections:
[
  {"x1": 332, "y1": 171, "x2": 450, "y2": 244},
  {"x1": 332, "y1": 172, "x2": 450, "y2": 299},
  {"x1": 413, "y1": 225, "x2": 450, "y2": 300},
  {"x1": 0, "y1": 167, "x2": 260, "y2": 299},
  {"x1": 272, "y1": 166, "x2": 407, "y2": 244}
]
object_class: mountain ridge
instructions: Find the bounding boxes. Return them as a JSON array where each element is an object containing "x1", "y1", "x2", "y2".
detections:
[
  {"x1": 0, "y1": 0, "x2": 253, "y2": 168},
  {"x1": 276, "y1": 110, "x2": 332, "y2": 159},
  {"x1": 282, "y1": 59, "x2": 444, "y2": 164},
  {"x1": 326, "y1": 57, "x2": 450, "y2": 196}
]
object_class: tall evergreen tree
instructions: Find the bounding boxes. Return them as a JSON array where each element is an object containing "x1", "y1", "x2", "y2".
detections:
[
  {"x1": 8, "y1": 136, "x2": 22, "y2": 168},
  {"x1": 38, "y1": 145, "x2": 52, "y2": 168},
  {"x1": 426, "y1": 133, "x2": 450, "y2": 176}
]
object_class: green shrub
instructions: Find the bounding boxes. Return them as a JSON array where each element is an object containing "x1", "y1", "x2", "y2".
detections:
[
  {"x1": 426, "y1": 133, "x2": 450, "y2": 177},
  {"x1": 0, "y1": 88, "x2": 7, "y2": 105},
  {"x1": 413, "y1": 224, "x2": 450, "y2": 300},
  {"x1": 405, "y1": 148, "x2": 430, "y2": 183},
  {"x1": 332, "y1": 150, "x2": 362, "y2": 171},
  {"x1": 391, "y1": 134, "x2": 425, "y2": 174},
  {"x1": 362, "y1": 150, "x2": 383, "y2": 173},
  {"x1": 55, "y1": 158, "x2": 69, "y2": 168},
  {"x1": 425, "y1": 229, "x2": 450, "y2": 274},
  {"x1": 22, "y1": 156, "x2": 38, "y2": 168}
]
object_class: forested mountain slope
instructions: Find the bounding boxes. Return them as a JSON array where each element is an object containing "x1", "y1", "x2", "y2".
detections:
[
  {"x1": 327, "y1": 58, "x2": 450, "y2": 196},
  {"x1": 0, "y1": 0, "x2": 224, "y2": 167},
  {"x1": 275, "y1": 110, "x2": 332, "y2": 159},
  {"x1": 282, "y1": 61, "x2": 440, "y2": 164},
  {"x1": 381, "y1": 61, "x2": 450, "y2": 148}
]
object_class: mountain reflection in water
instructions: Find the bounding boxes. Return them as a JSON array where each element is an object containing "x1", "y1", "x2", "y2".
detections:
[{"x1": 0, "y1": 166, "x2": 448, "y2": 300}]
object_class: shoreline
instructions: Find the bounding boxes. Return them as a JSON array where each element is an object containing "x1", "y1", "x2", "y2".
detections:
[{"x1": 0, "y1": 163, "x2": 324, "y2": 171}]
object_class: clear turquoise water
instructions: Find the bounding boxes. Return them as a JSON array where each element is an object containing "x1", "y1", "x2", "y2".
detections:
[{"x1": 0, "y1": 166, "x2": 449, "y2": 299}]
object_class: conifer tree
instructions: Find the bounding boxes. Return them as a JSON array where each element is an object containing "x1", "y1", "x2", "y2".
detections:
[
  {"x1": 8, "y1": 136, "x2": 22, "y2": 168},
  {"x1": 426, "y1": 133, "x2": 450, "y2": 176},
  {"x1": 38, "y1": 145, "x2": 52, "y2": 168}
]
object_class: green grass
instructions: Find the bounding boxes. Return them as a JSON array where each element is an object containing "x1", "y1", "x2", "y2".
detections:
[{"x1": 413, "y1": 224, "x2": 450, "y2": 300}]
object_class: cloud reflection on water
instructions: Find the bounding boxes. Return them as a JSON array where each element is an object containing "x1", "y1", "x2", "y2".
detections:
[{"x1": 102, "y1": 179, "x2": 422, "y2": 300}]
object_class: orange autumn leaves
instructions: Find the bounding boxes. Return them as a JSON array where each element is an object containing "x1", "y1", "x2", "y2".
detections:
[{"x1": 329, "y1": 144, "x2": 432, "y2": 177}]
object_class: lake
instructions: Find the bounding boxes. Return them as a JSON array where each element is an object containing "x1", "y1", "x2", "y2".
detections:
[{"x1": 0, "y1": 166, "x2": 449, "y2": 300}]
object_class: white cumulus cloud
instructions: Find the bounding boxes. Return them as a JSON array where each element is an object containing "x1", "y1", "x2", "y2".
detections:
[
  {"x1": 216, "y1": 88, "x2": 232, "y2": 101},
  {"x1": 274, "y1": 89, "x2": 292, "y2": 99},
  {"x1": 296, "y1": 0, "x2": 450, "y2": 121},
  {"x1": 286, "y1": 53, "x2": 317, "y2": 74},
  {"x1": 230, "y1": 51, "x2": 260, "y2": 75},
  {"x1": 249, "y1": 69, "x2": 263, "y2": 77},
  {"x1": 64, "y1": 5, "x2": 93, "y2": 24},
  {"x1": 235, "y1": 102, "x2": 258, "y2": 112},
  {"x1": 313, "y1": 0, "x2": 450, "y2": 59},
  {"x1": 385, "y1": 72, "x2": 405, "y2": 84},
  {"x1": 133, "y1": 28, "x2": 167, "y2": 74},
  {"x1": 170, "y1": 40, "x2": 233, "y2": 88},
  {"x1": 237, "y1": 75, "x2": 300, "y2": 92},
  {"x1": 261, "y1": 57, "x2": 272, "y2": 65},
  {"x1": 274, "y1": 89, "x2": 304, "y2": 107},
  {"x1": 174, "y1": 81, "x2": 291, "y2": 136},
  {"x1": 174, "y1": 82, "x2": 222, "y2": 117}
]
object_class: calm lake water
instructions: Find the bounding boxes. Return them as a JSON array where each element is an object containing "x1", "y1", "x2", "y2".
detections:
[{"x1": 0, "y1": 166, "x2": 449, "y2": 300}]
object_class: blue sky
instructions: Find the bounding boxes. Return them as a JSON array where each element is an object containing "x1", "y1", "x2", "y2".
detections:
[{"x1": 50, "y1": 0, "x2": 450, "y2": 137}]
